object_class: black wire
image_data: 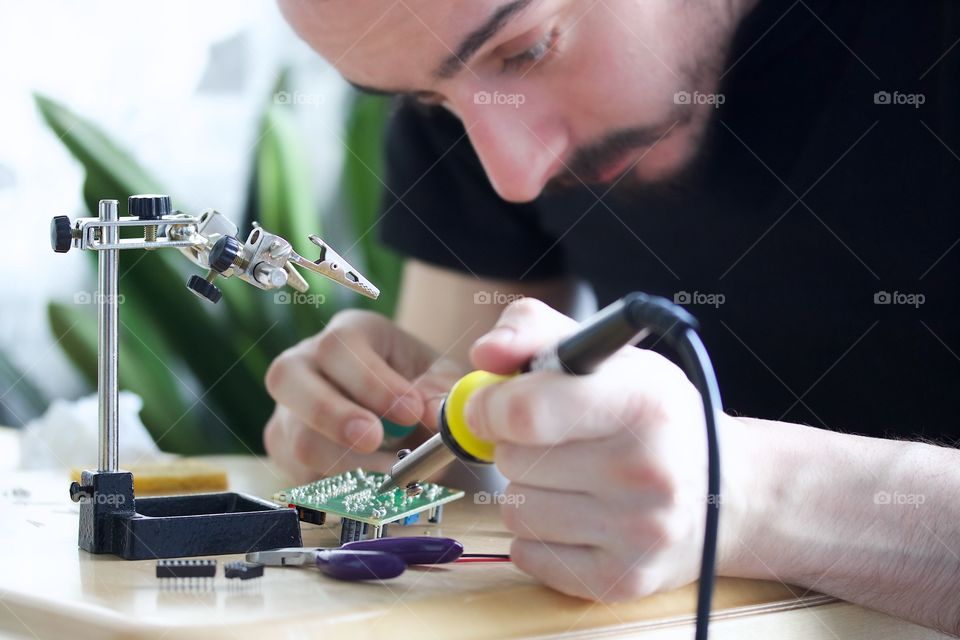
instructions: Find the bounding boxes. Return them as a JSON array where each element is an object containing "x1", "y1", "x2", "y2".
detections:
[
  {"x1": 674, "y1": 328, "x2": 723, "y2": 640},
  {"x1": 622, "y1": 294, "x2": 721, "y2": 638}
]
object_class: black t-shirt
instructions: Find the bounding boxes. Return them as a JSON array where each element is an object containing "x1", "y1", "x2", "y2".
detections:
[{"x1": 378, "y1": 0, "x2": 960, "y2": 444}]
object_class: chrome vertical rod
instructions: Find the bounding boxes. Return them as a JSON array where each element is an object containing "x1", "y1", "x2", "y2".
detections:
[{"x1": 97, "y1": 199, "x2": 119, "y2": 472}]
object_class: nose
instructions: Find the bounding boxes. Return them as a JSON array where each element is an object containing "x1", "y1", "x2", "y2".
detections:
[{"x1": 456, "y1": 90, "x2": 568, "y2": 203}]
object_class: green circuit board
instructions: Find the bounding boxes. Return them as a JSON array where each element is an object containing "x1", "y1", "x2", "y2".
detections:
[{"x1": 273, "y1": 468, "x2": 464, "y2": 526}]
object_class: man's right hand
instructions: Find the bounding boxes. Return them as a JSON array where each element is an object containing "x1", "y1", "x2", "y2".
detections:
[{"x1": 263, "y1": 309, "x2": 468, "y2": 483}]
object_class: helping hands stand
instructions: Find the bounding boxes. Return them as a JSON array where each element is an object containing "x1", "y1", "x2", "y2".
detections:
[{"x1": 51, "y1": 195, "x2": 379, "y2": 560}]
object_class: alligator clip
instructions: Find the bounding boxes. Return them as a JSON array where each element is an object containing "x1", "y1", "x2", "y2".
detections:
[{"x1": 290, "y1": 235, "x2": 380, "y2": 300}]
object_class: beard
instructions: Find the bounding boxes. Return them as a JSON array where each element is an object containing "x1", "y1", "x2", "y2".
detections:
[{"x1": 543, "y1": 1, "x2": 744, "y2": 196}]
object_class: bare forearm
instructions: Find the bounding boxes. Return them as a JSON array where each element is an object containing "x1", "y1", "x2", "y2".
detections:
[
  {"x1": 395, "y1": 259, "x2": 578, "y2": 363},
  {"x1": 719, "y1": 417, "x2": 960, "y2": 635}
]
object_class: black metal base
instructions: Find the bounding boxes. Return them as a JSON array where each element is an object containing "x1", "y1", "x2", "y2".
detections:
[{"x1": 73, "y1": 470, "x2": 302, "y2": 560}]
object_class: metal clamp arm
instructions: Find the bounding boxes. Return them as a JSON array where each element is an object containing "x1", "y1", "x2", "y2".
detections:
[{"x1": 289, "y1": 235, "x2": 380, "y2": 300}]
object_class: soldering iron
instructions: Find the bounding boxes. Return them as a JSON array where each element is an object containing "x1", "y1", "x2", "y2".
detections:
[{"x1": 378, "y1": 292, "x2": 723, "y2": 640}]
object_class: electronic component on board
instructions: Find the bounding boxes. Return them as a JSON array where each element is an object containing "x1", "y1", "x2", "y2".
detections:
[
  {"x1": 274, "y1": 468, "x2": 463, "y2": 542},
  {"x1": 156, "y1": 559, "x2": 217, "y2": 579}
]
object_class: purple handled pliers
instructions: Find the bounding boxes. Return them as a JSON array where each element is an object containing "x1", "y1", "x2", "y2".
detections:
[{"x1": 245, "y1": 536, "x2": 463, "y2": 581}]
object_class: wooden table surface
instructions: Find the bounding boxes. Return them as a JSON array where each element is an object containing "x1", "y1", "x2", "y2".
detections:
[{"x1": 0, "y1": 428, "x2": 949, "y2": 639}]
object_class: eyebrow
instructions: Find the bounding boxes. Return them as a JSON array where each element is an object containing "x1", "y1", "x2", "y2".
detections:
[
  {"x1": 346, "y1": 80, "x2": 437, "y2": 101},
  {"x1": 347, "y1": 80, "x2": 403, "y2": 97},
  {"x1": 345, "y1": 0, "x2": 535, "y2": 96},
  {"x1": 433, "y1": 0, "x2": 534, "y2": 79}
]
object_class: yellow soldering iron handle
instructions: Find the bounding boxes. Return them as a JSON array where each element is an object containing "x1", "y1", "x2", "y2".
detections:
[{"x1": 440, "y1": 370, "x2": 515, "y2": 464}]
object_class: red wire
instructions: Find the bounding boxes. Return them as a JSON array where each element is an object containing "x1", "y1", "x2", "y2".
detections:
[{"x1": 455, "y1": 555, "x2": 512, "y2": 563}]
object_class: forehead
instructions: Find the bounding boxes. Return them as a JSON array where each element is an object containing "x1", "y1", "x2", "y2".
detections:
[{"x1": 279, "y1": 0, "x2": 500, "y2": 88}]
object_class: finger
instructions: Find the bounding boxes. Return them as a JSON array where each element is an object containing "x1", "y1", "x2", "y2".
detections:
[
  {"x1": 266, "y1": 354, "x2": 385, "y2": 452},
  {"x1": 408, "y1": 358, "x2": 467, "y2": 431},
  {"x1": 510, "y1": 538, "x2": 608, "y2": 601},
  {"x1": 466, "y1": 351, "x2": 680, "y2": 445},
  {"x1": 498, "y1": 484, "x2": 604, "y2": 547},
  {"x1": 311, "y1": 334, "x2": 426, "y2": 426},
  {"x1": 265, "y1": 407, "x2": 395, "y2": 480},
  {"x1": 496, "y1": 438, "x2": 672, "y2": 495},
  {"x1": 469, "y1": 298, "x2": 578, "y2": 374},
  {"x1": 494, "y1": 440, "x2": 630, "y2": 493},
  {"x1": 264, "y1": 407, "x2": 316, "y2": 484},
  {"x1": 512, "y1": 538, "x2": 664, "y2": 603}
]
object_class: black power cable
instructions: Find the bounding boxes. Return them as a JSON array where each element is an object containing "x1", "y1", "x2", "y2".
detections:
[
  {"x1": 625, "y1": 294, "x2": 722, "y2": 640},
  {"x1": 675, "y1": 329, "x2": 722, "y2": 640}
]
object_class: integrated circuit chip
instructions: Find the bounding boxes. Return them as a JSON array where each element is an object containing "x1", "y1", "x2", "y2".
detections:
[
  {"x1": 224, "y1": 561, "x2": 264, "y2": 580},
  {"x1": 274, "y1": 468, "x2": 464, "y2": 528},
  {"x1": 156, "y1": 559, "x2": 217, "y2": 579}
]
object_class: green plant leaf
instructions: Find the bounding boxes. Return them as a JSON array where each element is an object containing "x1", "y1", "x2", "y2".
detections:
[
  {"x1": 36, "y1": 94, "x2": 165, "y2": 205},
  {"x1": 256, "y1": 104, "x2": 335, "y2": 336},
  {"x1": 47, "y1": 301, "x2": 207, "y2": 453},
  {"x1": 342, "y1": 93, "x2": 401, "y2": 315}
]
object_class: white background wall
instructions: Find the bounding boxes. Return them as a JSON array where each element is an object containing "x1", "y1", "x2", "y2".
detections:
[{"x1": 0, "y1": 0, "x2": 352, "y2": 420}]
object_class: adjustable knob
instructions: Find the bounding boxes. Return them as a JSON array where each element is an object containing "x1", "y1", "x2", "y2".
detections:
[
  {"x1": 69, "y1": 481, "x2": 93, "y2": 503},
  {"x1": 50, "y1": 215, "x2": 73, "y2": 253},
  {"x1": 208, "y1": 236, "x2": 241, "y2": 273},
  {"x1": 186, "y1": 274, "x2": 222, "y2": 304},
  {"x1": 128, "y1": 194, "x2": 171, "y2": 220}
]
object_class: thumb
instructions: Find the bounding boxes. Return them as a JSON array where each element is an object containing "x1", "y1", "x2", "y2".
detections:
[
  {"x1": 470, "y1": 298, "x2": 579, "y2": 374},
  {"x1": 408, "y1": 357, "x2": 469, "y2": 430}
]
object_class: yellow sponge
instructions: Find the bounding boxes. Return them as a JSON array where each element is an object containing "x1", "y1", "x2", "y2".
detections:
[{"x1": 70, "y1": 460, "x2": 228, "y2": 495}]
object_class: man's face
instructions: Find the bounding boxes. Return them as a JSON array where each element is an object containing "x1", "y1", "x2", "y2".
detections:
[{"x1": 280, "y1": 0, "x2": 748, "y2": 203}]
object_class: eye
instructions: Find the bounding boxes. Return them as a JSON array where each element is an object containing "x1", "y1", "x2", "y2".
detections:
[{"x1": 501, "y1": 28, "x2": 560, "y2": 74}]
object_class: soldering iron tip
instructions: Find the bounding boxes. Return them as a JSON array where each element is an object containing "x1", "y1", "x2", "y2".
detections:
[{"x1": 376, "y1": 475, "x2": 398, "y2": 495}]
